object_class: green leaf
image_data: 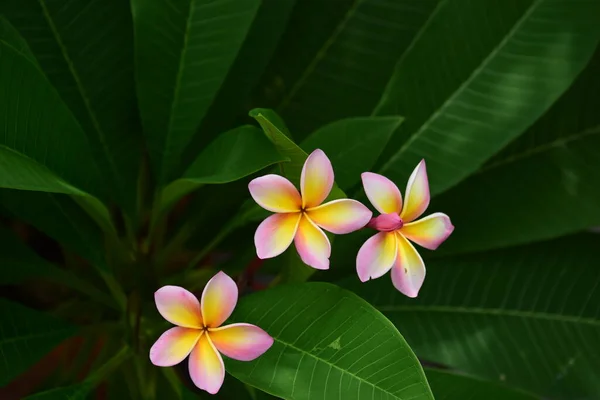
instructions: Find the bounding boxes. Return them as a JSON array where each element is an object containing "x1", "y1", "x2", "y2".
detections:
[
  {"x1": 0, "y1": 37, "x2": 105, "y2": 199},
  {"x1": 186, "y1": 0, "x2": 298, "y2": 155},
  {"x1": 0, "y1": 190, "x2": 107, "y2": 270},
  {"x1": 226, "y1": 282, "x2": 434, "y2": 400},
  {"x1": 266, "y1": 0, "x2": 440, "y2": 139},
  {"x1": 250, "y1": 108, "x2": 308, "y2": 187},
  {"x1": 0, "y1": 298, "x2": 75, "y2": 386},
  {"x1": 160, "y1": 125, "x2": 288, "y2": 211},
  {"x1": 132, "y1": 0, "x2": 262, "y2": 184},
  {"x1": 25, "y1": 346, "x2": 131, "y2": 399},
  {"x1": 0, "y1": 0, "x2": 143, "y2": 214},
  {"x1": 344, "y1": 234, "x2": 600, "y2": 399},
  {"x1": 301, "y1": 116, "x2": 403, "y2": 190},
  {"x1": 0, "y1": 225, "x2": 114, "y2": 307},
  {"x1": 375, "y1": 0, "x2": 600, "y2": 195},
  {"x1": 434, "y1": 45, "x2": 600, "y2": 255},
  {"x1": 425, "y1": 369, "x2": 539, "y2": 400},
  {"x1": 23, "y1": 384, "x2": 91, "y2": 400}
]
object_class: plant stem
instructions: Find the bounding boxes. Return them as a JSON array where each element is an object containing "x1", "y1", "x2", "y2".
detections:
[
  {"x1": 184, "y1": 219, "x2": 238, "y2": 272},
  {"x1": 87, "y1": 346, "x2": 132, "y2": 385},
  {"x1": 99, "y1": 269, "x2": 127, "y2": 311}
]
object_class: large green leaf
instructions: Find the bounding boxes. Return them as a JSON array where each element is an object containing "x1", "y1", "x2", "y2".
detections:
[
  {"x1": 264, "y1": 0, "x2": 440, "y2": 138},
  {"x1": 344, "y1": 234, "x2": 600, "y2": 399},
  {"x1": 0, "y1": 299, "x2": 75, "y2": 386},
  {"x1": 132, "y1": 0, "x2": 262, "y2": 184},
  {"x1": 160, "y1": 125, "x2": 288, "y2": 211},
  {"x1": 434, "y1": 45, "x2": 600, "y2": 255},
  {"x1": 0, "y1": 0, "x2": 143, "y2": 213},
  {"x1": 425, "y1": 369, "x2": 539, "y2": 400},
  {"x1": 186, "y1": 0, "x2": 298, "y2": 157},
  {"x1": 227, "y1": 282, "x2": 434, "y2": 400},
  {"x1": 301, "y1": 116, "x2": 403, "y2": 190},
  {"x1": 0, "y1": 37, "x2": 104, "y2": 198},
  {"x1": 375, "y1": 0, "x2": 600, "y2": 195}
]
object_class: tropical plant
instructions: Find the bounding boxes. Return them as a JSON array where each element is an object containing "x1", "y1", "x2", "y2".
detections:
[{"x1": 1, "y1": 0, "x2": 599, "y2": 399}]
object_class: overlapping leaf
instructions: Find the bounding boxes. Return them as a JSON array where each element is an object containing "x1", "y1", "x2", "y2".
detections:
[
  {"x1": 435, "y1": 45, "x2": 600, "y2": 255},
  {"x1": 132, "y1": 0, "x2": 262, "y2": 183},
  {"x1": 161, "y1": 125, "x2": 288, "y2": 211},
  {"x1": 186, "y1": 0, "x2": 298, "y2": 157},
  {"x1": 267, "y1": 0, "x2": 440, "y2": 138},
  {"x1": 0, "y1": 190, "x2": 106, "y2": 270},
  {"x1": 0, "y1": 0, "x2": 143, "y2": 213},
  {"x1": 24, "y1": 384, "x2": 91, "y2": 400},
  {"x1": 301, "y1": 116, "x2": 403, "y2": 190},
  {"x1": 227, "y1": 283, "x2": 434, "y2": 400},
  {"x1": 376, "y1": 0, "x2": 600, "y2": 194},
  {"x1": 0, "y1": 35, "x2": 104, "y2": 198},
  {"x1": 0, "y1": 299, "x2": 75, "y2": 386},
  {"x1": 0, "y1": 224, "x2": 112, "y2": 306},
  {"x1": 345, "y1": 234, "x2": 600, "y2": 399},
  {"x1": 425, "y1": 369, "x2": 539, "y2": 400}
]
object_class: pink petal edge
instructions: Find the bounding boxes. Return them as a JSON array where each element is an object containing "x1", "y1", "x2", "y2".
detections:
[
  {"x1": 201, "y1": 271, "x2": 238, "y2": 328},
  {"x1": 154, "y1": 286, "x2": 203, "y2": 328},
  {"x1": 209, "y1": 323, "x2": 274, "y2": 361},
  {"x1": 356, "y1": 232, "x2": 398, "y2": 282},
  {"x1": 300, "y1": 149, "x2": 334, "y2": 208},
  {"x1": 361, "y1": 172, "x2": 403, "y2": 215},
  {"x1": 307, "y1": 199, "x2": 372, "y2": 234}
]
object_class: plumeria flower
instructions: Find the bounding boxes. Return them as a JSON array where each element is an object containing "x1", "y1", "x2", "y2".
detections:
[
  {"x1": 249, "y1": 149, "x2": 372, "y2": 270},
  {"x1": 357, "y1": 160, "x2": 454, "y2": 297},
  {"x1": 149, "y1": 271, "x2": 273, "y2": 394}
]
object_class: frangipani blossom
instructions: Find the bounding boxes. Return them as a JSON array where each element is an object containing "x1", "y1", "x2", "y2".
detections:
[
  {"x1": 149, "y1": 271, "x2": 273, "y2": 394},
  {"x1": 357, "y1": 160, "x2": 454, "y2": 297},
  {"x1": 249, "y1": 149, "x2": 372, "y2": 270}
]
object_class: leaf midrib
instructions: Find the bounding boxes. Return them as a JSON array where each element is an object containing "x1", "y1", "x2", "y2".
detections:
[
  {"x1": 162, "y1": 0, "x2": 196, "y2": 184},
  {"x1": 380, "y1": 0, "x2": 543, "y2": 172},
  {"x1": 277, "y1": 0, "x2": 364, "y2": 112},
  {"x1": 272, "y1": 335, "x2": 421, "y2": 400},
  {"x1": 0, "y1": 144, "x2": 87, "y2": 195},
  {"x1": 378, "y1": 305, "x2": 600, "y2": 327},
  {"x1": 38, "y1": 0, "x2": 119, "y2": 190},
  {"x1": 0, "y1": 326, "x2": 73, "y2": 346},
  {"x1": 373, "y1": 0, "x2": 449, "y2": 115},
  {"x1": 478, "y1": 125, "x2": 600, "y2": 173}
]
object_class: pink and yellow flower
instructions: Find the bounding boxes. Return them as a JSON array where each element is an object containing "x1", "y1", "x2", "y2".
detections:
[
  {"x1": 249, "y1": 149, "x2": 372, "y2": 270},
  {"x1": 149, "y1": 271, "x2": 273, "y2": 394},
  {"x1": 357, "y1": 160, "x2": 454, "y2": 297}
]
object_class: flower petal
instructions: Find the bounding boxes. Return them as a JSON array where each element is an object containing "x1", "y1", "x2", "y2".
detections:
[
  {"x1": 248, "y1": 174, "x2": 302, "y2": 213},
  {"x1": 400, "y1": 160, "x2": 430, "y2": 222},
  {"x1": 149, "y1": 327, "x2": 202, "y2": 367},
  {"x1": 209, "y1": 323, "x2": 274, "y2": 361},
  {"x1": 201, "y1": 271, "x2": 238, "y2": 328},
  {"x1": 356, "y1": 232, "x2": 397, "y2": 282},
  {"x1": 306, "y1": 199, "x2": 372, "y2": 234},
  {"x1": 361, "y1": 172, "x2": 402, "y2": 215},
  {"x1": 367, "y1": 213, "x2": 403, "y2": 232},
  {"x1": 254, "y1": 212, "x2": 301, "y2": 259},
  {"x1": 188, "y1": 334, "x2": 225, "y2": 394},
  {"x1": 401, "y1": 213, "x2": 454, "y2": 250},
  {"x1": 294, "y1": 215, "x2": 331, "y2": 270},
  {"x1": 391, "y1": 233, "x2": 426, "y2": 298},
  {"x1": 301, "y1": 149, "x2": 334, "y2": 208},
  {"x1": 154, "y1": 286, "x2": 203, "y2": 328}
]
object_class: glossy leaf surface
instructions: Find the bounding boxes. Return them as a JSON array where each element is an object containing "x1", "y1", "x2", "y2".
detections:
[
  {"x1": 227, "y1": 282, "x2": 434, "y2": 400},
  {"x1": 345, "y1": 234, "x2": 600, "y2": 399}
]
